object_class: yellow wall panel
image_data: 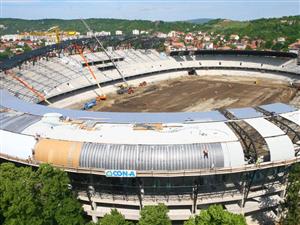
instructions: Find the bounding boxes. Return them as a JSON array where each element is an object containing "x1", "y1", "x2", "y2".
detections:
[{"x1": 34, "y1": 139, "x2": 82, "y2": 168}]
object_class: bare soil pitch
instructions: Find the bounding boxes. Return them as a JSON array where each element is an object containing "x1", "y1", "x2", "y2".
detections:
[{"x1": 80, "y1": 75, "x2": 297, "y2": 112}]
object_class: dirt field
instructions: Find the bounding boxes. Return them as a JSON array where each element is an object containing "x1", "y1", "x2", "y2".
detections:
[{"x1": 74, "y1": 75, "x2": 297, "y2": 112}]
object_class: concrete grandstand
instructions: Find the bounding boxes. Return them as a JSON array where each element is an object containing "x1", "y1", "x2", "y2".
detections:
[{"x1": 0, "y1": 37, "x2": 300, "y2": 223}]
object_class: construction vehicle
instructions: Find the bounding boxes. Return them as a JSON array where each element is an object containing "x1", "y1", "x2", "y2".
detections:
[
  {"x1": 96, "y1": 95, "x2": 107, "y2": 101},
  {"x1": 117, "y1": 86, "x2": 128, "y2": 95},
  {"x1": 83, "y1": 99, "x2": 96, "y2": 110},
  {"x1": 127, "y1": 87, "x2": 134, "y2": 94},
  {"x1": 139, "y1": 81, "x2": 147, "y2": 87},
  {"x1": 116, "y1": 83, "x2": 128, "y2": 94},
  {"x1": 116, "y1": 83, "x2": 135, "y2": 95}
]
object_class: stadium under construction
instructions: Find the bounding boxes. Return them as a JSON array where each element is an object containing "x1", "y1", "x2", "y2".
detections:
[{"x1": 0, "y1": 36, "x2": 300, "y2": 223}]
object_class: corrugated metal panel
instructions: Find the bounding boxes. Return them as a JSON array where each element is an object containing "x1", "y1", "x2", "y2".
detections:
[
  {"x1": 0, "y1": 112, "x2": 41, "y2": 133},
  {"x1": 244, "y1": 118, "x2": 285, "y2": 137},
  {"x1": 79, "y1": 142, "x2": 224, "y2": 170},
  {"x1": 264, "y1": 136, "x2": 294, "y2": 161},
  {"x1": 0, "y1": 130, "x2": 36, "y2": 160}
]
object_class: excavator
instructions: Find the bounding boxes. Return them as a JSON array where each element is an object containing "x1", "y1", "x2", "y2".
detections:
[{"x1": 116, "y1": 83, "x2": 134, "y2": 95}]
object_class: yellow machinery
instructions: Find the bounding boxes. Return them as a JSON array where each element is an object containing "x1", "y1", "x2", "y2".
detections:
[
  {"x1": 20, "y1": 26, "x2": 78, "y2": 44},
  {"x1": 47, "y1": 26, "x2": 61, "y2": 44}
]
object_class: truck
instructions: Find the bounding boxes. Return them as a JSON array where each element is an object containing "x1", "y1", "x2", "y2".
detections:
[{"x1": 83, "y1": 99, "x2": 96, "y2": 110}]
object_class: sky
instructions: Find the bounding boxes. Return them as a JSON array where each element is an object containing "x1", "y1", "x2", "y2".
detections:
[{"x1": 0, "y1": 0, "x2": 299, "y2": 21}]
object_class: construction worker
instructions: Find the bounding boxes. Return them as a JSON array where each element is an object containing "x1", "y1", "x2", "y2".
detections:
[{"x1": 203, "y1": 149, "x2": 209, "y2": 159}]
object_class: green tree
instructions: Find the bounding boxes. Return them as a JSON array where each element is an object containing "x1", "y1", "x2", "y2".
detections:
[
  {"x1": 0, "y1": 163, "x2": 85, "y2": 225},
  {"x1": 95, "y1": 209, "x2": 133, "y2": 225},
  {"x1": 36, "y1": 164, "x2": 85, "y2": 225},
  {"x1": 184, "y1": 205, "x2": 246, "y2": 225},
  {"x1": 184, "y1": 217, "x2": 196, "y2": 225},
  {"x1": 22, "y1": 43, "x2": 32, "y2": 52},
  {"x1": 281, "y1": 163, "x2": 300, "y2": 225},
  {"x1": 139, "y1": 203, "x2": 171, "y2": 225},
  {"x1": 0, "y1": 163, "x2": 43, "y2": 225}
]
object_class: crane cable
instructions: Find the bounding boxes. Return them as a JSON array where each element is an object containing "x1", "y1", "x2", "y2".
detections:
[
  {"x1": 80, "y1": 18, "x2": 129, "y2": 86},
  {"x1": 74, "y1": 44, "x2": 103, "y2": 95}
]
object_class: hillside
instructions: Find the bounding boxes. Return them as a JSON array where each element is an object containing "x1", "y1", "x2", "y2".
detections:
[
  {"x1": 0, "y1": 16, "x2": 299, "y2": 43},
  {"x1": 186, "y1": 18, "x2": 212, "y2": 24},
  {"x1": 0, "y1": 18, "x2": 203, "y2": 36},
  {"x1": 201, "y1": 16, "x2": 300, "y2": 44}
]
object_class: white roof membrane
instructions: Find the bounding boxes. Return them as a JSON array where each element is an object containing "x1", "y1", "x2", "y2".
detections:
[
  {"x1": 244, "y1": 118, "x2": 285, "y2": 137},
  {"x1": 280, "y1": 110, "x2": 300, "y2": 126},
  {"x1": 22, "y1": 121, "x2": 239, "y2": 145},
  {"x1": 221, "y1": 142, "x2": 245, "y2": 167},
  {"x1": 264, "y1": 136, "x2": 295, "y2": 161},
  {"x1": 0, "y1": 130, "x2": 36, "y2": 160}
]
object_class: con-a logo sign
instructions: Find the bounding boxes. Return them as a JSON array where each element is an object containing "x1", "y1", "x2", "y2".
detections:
[{"x1": 105, "y1": 170, "x2": 136, "y2": 177}]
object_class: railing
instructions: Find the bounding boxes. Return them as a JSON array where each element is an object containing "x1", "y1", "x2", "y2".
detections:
[{"x1": 1, "y1": 152, "x2": 299, "y2": 177}]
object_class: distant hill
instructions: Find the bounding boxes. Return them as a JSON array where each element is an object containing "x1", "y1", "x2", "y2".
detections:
[
  {"x1": 0, "y1": 16, "x2": 299, "y2": 47},
  {"x1": 200, "y1": 16, "x2": 300, "y2": 45},
  {"x1": 186, "y1": 18, "x2": 212, "y2": 24},
  {"x1": 0, "y1": 18, "x2": 203, "y2": 36}
]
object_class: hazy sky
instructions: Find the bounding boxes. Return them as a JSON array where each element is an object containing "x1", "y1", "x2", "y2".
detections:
[{"x1": 0, "y1": 0, "x2": 299, "y2": 21}]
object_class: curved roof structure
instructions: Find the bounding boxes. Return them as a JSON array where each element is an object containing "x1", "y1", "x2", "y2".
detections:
[
  {"x1": 0, "y1": 90, "x2": 299, "y2": 173},
  {"x1": 0, "y1": 48, "x2": 299, "y2": 176}
]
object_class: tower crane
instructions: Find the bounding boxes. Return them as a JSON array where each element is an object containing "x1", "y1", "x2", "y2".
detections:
[{"x1": 47, "y1": 26, "x2": 61, "y2": 44}]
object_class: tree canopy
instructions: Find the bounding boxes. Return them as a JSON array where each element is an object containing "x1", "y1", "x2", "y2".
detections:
[
  {"x1": 0, "y1": 163, "x2": 85, "y2": 225},
  {"x1": 184, "y1": 205, "x2": 247, "y2": 225},
  {"x1": 281, "y1": 163, "x2": 300, "y2": 225},
  {"x1": 139, "y1": 203, "x2": 171, "y2": 225},
  {"x1": 89, "y1": 209, "x2": 134, "y2": 225}
]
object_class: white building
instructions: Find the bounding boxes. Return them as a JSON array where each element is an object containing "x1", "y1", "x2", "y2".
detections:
[
  {"x1": 95, "y1": 31, "x2": 111, "y2": 36},
  {"x1": 277, "y1": 37, "x2": 286, "y2": 43},
  {"x1": 168, "y1": 31, "x2": 177, "y2": 38},
  {"x1": 86, "y1": 31, "x2": 94, "y2": 37},
  {"x1": 155, "y1": 32, "x2": 167, "y2": 38},
  {"x1": 140, "y1": 30, "x2": 148, "y2": 35},
  {"x1": 132, "y1": 29, "x2": 140, "y2": 35},
  {"x1": 203, "y1": 36, "x2": 211, "y2": 42},
  {"x1": 1, "y1": 34, "x2": 20, "y2": 41},
  {"x1": 115, "y1": 30, "x2": 123, "y2": 36},
  {"x1": 230, "y1": 34, "x2": 240, "y2": 41}
]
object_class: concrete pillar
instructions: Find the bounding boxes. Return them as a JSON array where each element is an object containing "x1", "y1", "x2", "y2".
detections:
[
  {"x1": 192, "y1": 185, "x2": 198, "y2": 214},
  {"x1": 138, "y1": 178, "x2": 144, "y2": 210},
  {"x1": 92, "y1": 215, "x2": 98, "y2": 223}
]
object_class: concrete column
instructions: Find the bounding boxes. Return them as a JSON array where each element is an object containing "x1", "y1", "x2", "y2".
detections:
[
  {"x1": 192, "y1": 184, "x2": 198, "y2": 214},
  {"x1": 138, "y1": 178, "x2": 144, "y2": 210},
  {"x1": 92, "y1": 214, "x2": 98, "y2": 223}
]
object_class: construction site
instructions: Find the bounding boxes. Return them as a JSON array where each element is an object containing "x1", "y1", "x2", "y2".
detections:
[
  {"x1": 74, "y1": 75, "x2": 298, "y2": 112},
  {"x1": 0, "y1": 36, "x2": 300, "y2": 224}
]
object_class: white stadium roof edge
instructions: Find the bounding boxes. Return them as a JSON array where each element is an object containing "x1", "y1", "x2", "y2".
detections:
[{"x1": 0, "y1": 88, "x2": 299, "y2": 172}]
